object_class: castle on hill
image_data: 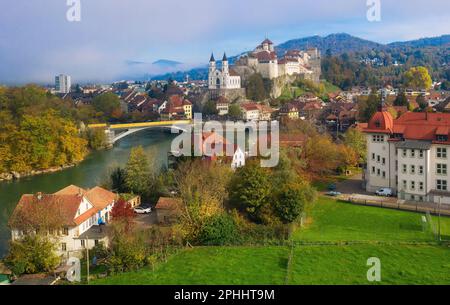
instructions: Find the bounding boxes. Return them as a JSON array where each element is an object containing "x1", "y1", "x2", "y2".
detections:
[
  {"x1": 236, "y1": 38, "x2": 321, "y2": 83},
  {"x1": 207, "y1": 38, "x2": 321, "y2": 100}
]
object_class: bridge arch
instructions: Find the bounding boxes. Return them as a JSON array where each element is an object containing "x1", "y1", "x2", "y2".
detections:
[{"x1": 110, "y1": 125, "x2": 188, "y2": 145}]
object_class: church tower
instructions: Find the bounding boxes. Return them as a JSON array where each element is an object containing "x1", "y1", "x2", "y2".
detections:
[
  {"x1": 221, "y1": 53, "x2": 229, "y2": 89},
  {"x1": 208, "y1": 53, "x2": 216, "y2": 89}
]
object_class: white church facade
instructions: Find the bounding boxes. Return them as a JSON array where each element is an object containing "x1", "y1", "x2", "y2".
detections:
[{"x1": 208, "y1": 53, "x2": 241, "y2": 90}]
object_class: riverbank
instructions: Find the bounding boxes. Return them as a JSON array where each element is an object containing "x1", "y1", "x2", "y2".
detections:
[{"x1": 0, "y1": 163, "x2": 80, "y2": 182}]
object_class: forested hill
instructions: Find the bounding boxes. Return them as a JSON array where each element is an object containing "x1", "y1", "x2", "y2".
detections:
[
  {"x1": 275, "y1": 33, "x2": 383, "y2": 56},
  {"x1": 151, "y1": 33, "x2": 450, "y2": 82}
]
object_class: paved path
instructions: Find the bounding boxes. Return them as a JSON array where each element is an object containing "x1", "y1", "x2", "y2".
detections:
[{"x1": 331, "y1": 173, "x2": 450, "y2": 217}]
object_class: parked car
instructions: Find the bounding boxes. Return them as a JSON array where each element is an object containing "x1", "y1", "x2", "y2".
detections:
[
  {"x1": 134, "y1": 207, "x2": 152, "y2": 214},
  {"x1": 327, "y1": 184, "x2": 337, "y2": 191},
  {"x1": 326, "y1": 191, "x2": 342, "y2": 197},
  {"x1": 375, "y1": 188, "x2": 393, "y2": 197}
]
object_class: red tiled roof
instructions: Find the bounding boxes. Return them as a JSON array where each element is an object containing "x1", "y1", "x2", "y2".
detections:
[
  {"x1": 155, "y1": 197, "x2": 182, "y2": 210},
  {"x1": 364, "y1": 112, "x2": 450, "y2": 143},
  {"x1": 255, "y1": 51, "x2": 277, "y2": 62},
  {"x1": 85, "y1": 187, "x2": 117, "y2": 211},
  {"x1": 10, "y1": 194, "x2": 85, "y2": 227}
]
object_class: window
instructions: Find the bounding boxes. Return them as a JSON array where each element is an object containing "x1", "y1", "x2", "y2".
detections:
[
  {"x1": 372, "y1": 167, "x2": 375, "y2": 174},
  {"x1": 402, "y1": 180, "x2": 407, "y2": 189},
  {"x1": 382, "y1": 171, "x2": 386, "y2": 179},
  {"x1": 395, "y1": 161, "x2": 398, "y2": 171},
  {"x1": 372, "y1": 135, "x2": 384, "y2": 142},
  {"x1": 411, "y1": 150, "x2": 415, "y2": 158},
  {"x1": 61, "y1": 243, "x2": 67, "y2": 251},
  {"x1": 95, "y1": 240, "x2": 99, "y2": 246},
  {"x1": 419, "y1": 182, "x2": 424, "y2": 191},
  {"x1": 63, "y1": 227, "x2": 69, "y2": 236},
  {"x1": 372, "y1": 153, "x2": 375, "y2": 160},
  {"x1": 402, "y1": 164, "x2": 407, "y2": 174},
  {"x1": 419, "y1": 150, "x2": 424, "y2": 158},
  {"x1": 437, "y1": 179, "x2": 447, "y2": 191},
  {"x1": 411, "y1": 165, "x2": 415, "y2": 174},
  {"x1": 382, "y1": 157, "x2": 386, "y2": 165},
  {"x1": 81, "y1": 240, "x2": 85, "y2": 248},
  {"x1": 377, "y1": 169, "x2": 381, "y2": 176},
  {"x1": 436, "y1": 135, "x2": 448, "y2": 142},
  {"x1": 437, "y1": 148, "x2": 447, "y2": 158},
  {"x1": 419, "y1": 166, "x2": 424, "y2": 175},
  {"x1": 402, "y1": 149, "x2": 407, "y2": 157},
  {"x1": 437, "y1": 164, "x2": 447, "y2": 175},
  {"x1": 377, "y1": 155, "x2": 381, "y2": 162},
  {"x1": 410, "y1": 181, "x2": 415, "y2": 190}
]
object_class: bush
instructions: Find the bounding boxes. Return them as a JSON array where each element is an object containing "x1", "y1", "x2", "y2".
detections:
[
  {"x1": 5, "y1": 235, "x2": 59, "y2": 275},
  {"x1": 197, "y1": 213, "x2": 239, "y2": 246}
]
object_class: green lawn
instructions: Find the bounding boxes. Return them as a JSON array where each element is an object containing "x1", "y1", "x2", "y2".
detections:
[
  {"x1": 289, "y1": 244, "x2": 450, "y2": 285},
  {"x1": 292, "y1": 197, "x2": 447, "y2": 242},
  {"x1": 91, "y1": 197, "x2": 450, "y2": 285},
  {"x1": 92, "y1": 246, "x2": 288, "y2": 285}
]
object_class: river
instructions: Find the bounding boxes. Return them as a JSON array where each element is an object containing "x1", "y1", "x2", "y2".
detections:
[{"x1": 0, "y1": 130, "x2": 176, "y2": 257}]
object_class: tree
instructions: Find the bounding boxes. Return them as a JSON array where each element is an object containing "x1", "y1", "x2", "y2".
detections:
[
  {"x1": 343, "y1": 128, "x2": 367, "y2": 164},
  {"x1": 110, "y1": 167, "x2": 128, "y2": 193},
  {"x1": 125, "y1": 146, "x2": 151, "y2": 196},
  {"x1": 403, "y1": 66, "x2": 432, "y2": 90},
  {"x1": 393, "y1": 90, "x2": 408, "y2": 106},
  {"x1": 111, "y1": 198, "x2": 135, "y2": 228},
  {"x1": 228, "y1": 103, "x2": 242, "y2": 119},
  {"x1": 92, "y1": 92, "x2": 122, "y2": 119},
  {"x1": 5, "y1": 235, "x2": 59, "y2": 275},
  {"x1": 416, "y1": 94, "x2": 428, "y2": 111},
  {"x1": 274, "y1": 182, "x2": 316, "y2": 224},
  {"x1": 202, "y1": 100, "x2": 218, "y2": 115},
  {"x1": 229, "y1": 161, "x2": 272, "y2": 223},
  {"x1": 358, "y1": 93, "x2": 380, "y2": 122},
  {"x1": 246, "y1": 73, "x2": 267, "y2": 101},
  {"x1": 86, "y1": 128, "x2": 107, "y2": 150},
  {"x1": 173, "y1": 160, "x2": 232, "y2": 240},
  {"x1": 197, "y1": 213, "x2": 238, "y2": 245}
]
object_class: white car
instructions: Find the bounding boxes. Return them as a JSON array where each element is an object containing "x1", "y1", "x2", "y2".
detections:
[
  {"x1": 134, "y1": 207, "x2": 152, "y2": 214},
  {"x1": 375, "y1": 188, "x2": 393, "y2": 197}
]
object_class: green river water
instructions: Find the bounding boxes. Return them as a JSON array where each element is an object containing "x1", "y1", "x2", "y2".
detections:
[{"x1": 0, "y1": 130, "x2": 176, "y2": 257}]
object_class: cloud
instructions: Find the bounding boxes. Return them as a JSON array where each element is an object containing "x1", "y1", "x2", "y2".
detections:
[{"x1": 0, "y1": 0, "x2": 449, "y2": 84}]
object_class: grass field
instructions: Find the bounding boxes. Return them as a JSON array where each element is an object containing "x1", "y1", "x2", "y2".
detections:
[
  {"x1": 91, "y1": 197, "x2": 450, "y2": 285},
  {"x1": 292, "y1": 197, "x2": 447, "y2": 242},
  {"x1": 289, "y1": 244, "x2": 450, "y2": 285},
  {"x1": 92, "y1": 246, "x2": 288, "y2": 285}
]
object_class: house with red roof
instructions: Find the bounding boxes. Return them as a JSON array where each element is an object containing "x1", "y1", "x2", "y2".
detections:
[
  {"x1": 363, "y1": 110, "x2": 450, "y2": 204},
  {"x1": 9, "y1": 185, "x2": 120, "y2": 257}
]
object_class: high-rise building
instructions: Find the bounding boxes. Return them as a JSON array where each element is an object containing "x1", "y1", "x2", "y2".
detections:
[{"x1": 55, "y1": 74, "x2": 71, "y2": 93}]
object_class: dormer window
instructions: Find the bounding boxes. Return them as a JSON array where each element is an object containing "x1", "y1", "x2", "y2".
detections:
[
  {"x1": 436, "y1": 135, "x2": 448, "y2": 142},
  {"x1": 374, "y1": 121, "x2": 381, "y2": 128}
]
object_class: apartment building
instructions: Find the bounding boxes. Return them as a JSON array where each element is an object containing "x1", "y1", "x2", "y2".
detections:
[{"x1": 364, "y1": 111, "x2": 450, "y2": 204}]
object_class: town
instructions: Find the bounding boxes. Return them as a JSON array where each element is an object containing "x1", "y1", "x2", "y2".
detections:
[{"x1": 1, "y1": 1, "x2": 450, "y2": 289}]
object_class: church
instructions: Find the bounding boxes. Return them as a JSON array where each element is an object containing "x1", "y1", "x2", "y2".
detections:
[{"x1": 208, "y1": 53, "x2": 241, "y2": 90}]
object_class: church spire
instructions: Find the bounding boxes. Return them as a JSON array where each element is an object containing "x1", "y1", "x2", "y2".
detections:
[
  {"x1": 210, "y1": 53, "x2": 215, "y2": 62},
  {"x1": 222, "y1": 53, "x2": 228, "y2": 62}
]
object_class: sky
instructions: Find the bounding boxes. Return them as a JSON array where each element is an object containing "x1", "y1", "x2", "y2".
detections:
[{"x1": 1, "y1": 0, "x2": 450, "y2": 84}]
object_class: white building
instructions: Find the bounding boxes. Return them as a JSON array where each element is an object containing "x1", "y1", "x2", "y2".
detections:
[
  {"x1": 363, "y1": 111, "x2": 450, "y2": 204},
  {"x1": 208, "y1": 53, "x2": 241, "y2": 90},
  {"x1": 231, "y1": 146, "x2": 246, "y2": 170},
  {"x1": 9, "y1": 185, "x2": 119, "y2": 259},
  {"x1": 55, "y1": 74, "x2": 71, "y2": 94},
  {"x1": 241, "y1": 103, "x2": 261, "y2": 121}
]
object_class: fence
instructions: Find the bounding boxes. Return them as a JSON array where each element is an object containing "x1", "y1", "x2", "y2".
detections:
[{"x1": 346, "y1": 195, "x2": 450, "y2": 216}]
